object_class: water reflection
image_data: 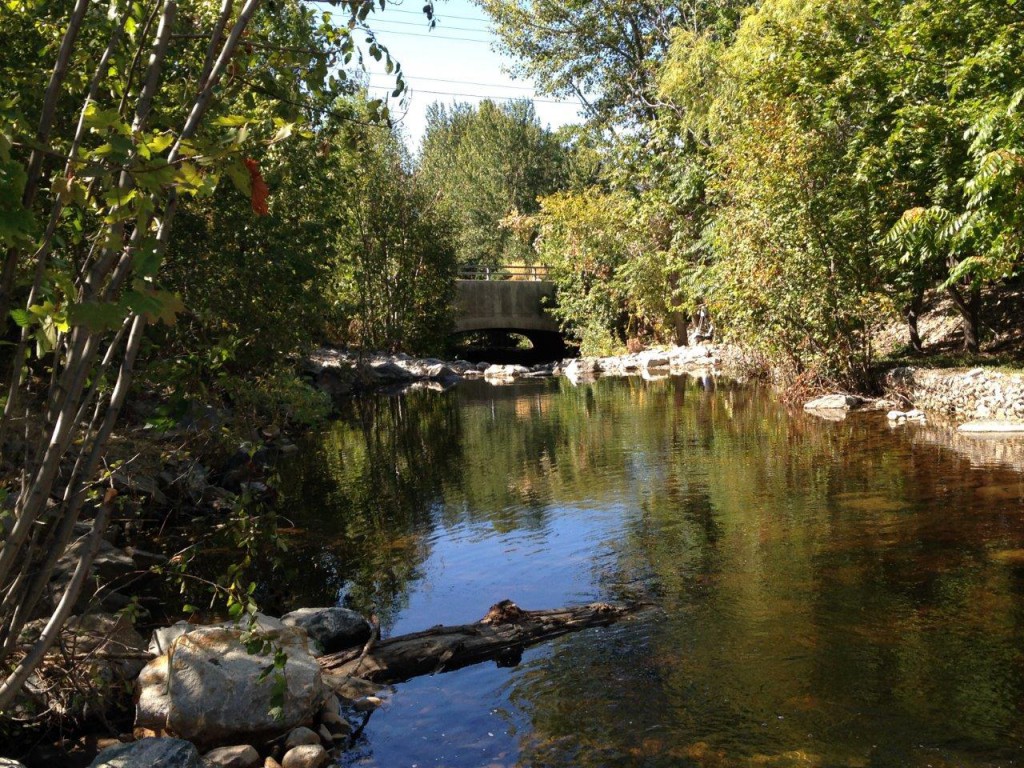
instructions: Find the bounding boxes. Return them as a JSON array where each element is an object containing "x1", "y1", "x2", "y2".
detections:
[{"x1": 277, "y1": 376, "x2": 1024, "y2": 767}]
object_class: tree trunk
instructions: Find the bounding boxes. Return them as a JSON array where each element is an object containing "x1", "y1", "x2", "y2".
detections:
[
  {"x1": 946, "y1": 283, "x2": 982, "y2": 354},
  {"x1": 904, "y1": 287, "x2": 925, "y2": 355},
  {"x1": 319, "y1": 600, "x2": 641, "y2": 684}
]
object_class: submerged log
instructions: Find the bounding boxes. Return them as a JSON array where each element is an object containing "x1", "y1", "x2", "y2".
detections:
[{"x1": 318, "y1": 599, "x2": 638, "y2": 684}]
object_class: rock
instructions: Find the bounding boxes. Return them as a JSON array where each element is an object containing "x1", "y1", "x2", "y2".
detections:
[
  {"x1": 640, "y1": 352, "x2": 670, "y2": 370},
  {"x1": 887, "y1": 410, "x2": 908, "y2": 423},
  {"x1": 281, "y1": 745, "x2": 328, "y2": 768},
  {"x1": 804, "y1": 394, "x2": 862, "y2": 411},
  {"x1": 369, "y1": 361, "x2": 415, "y2": 382},
  {"x1": 905, "y1": 409, "x2": 927, "y2": 422},
  {"x1": 318, "y1": 694, "x2": 341, "y2": 718},
  {"x1": 264, "y1": 759, "x2": 283, "y2": 768},
  {"x1": 280, "y1": 608, "x2": 371, "y2": 655},
  {"x1": 483, "y1": 364, "x2": 529, "y2": 380},
  {"x1": 204, "y1": 745, "x2": 261, "y2": 768},
  {"x1": 958, "y1": 421, "x2": 1024, "y2": 434},
  {"x1": 322, "y1": 674, "x2": 386, "y2": 702},
  {"x1": 89, "y1": 738, "x2": 204, "y2": 768},
  {"x1": 352, "y1": 696, "x2": 382, "y2": 712},
  {"x1": 135, "y1": 625, "x2": 325, "y2": 749},
  {"x1": 320, "y1": 711, "x2": 352, "y2": 738},
  {"x1": 284, "y1": 727, "x2": 320, "y2": 750},
  {"x1": 0, "y1": 760, "x2": 28, "y2": 768},
  {"x1": 317, "y1": 725, "x2": 333, "y2": 745},
  {"x1": 149, "y1": 621, "x2": 197, "y2": 656}
]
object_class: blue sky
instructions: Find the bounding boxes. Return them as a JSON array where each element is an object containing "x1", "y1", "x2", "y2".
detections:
[{"x1": 352, "y1": 0, "x2": 586, "y2": 151}]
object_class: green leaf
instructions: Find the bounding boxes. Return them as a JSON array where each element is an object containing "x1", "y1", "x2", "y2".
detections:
[{"x1": 214, "y1": 115, "x2": 250, "y2": 127}]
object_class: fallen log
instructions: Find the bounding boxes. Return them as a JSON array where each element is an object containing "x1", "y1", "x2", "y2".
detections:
[{"x1": 318, "y1": 599, "x2": 638, "y2": 684}]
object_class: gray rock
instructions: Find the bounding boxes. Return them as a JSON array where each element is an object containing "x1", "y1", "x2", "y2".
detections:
[
  {"x1": 280, "y1": 608, "x2": 371, "y2": 655},
  {"x1": 204, "y1": 745, "x2": 260, "y2": 768},
  {"x1": 0, "y1": 759, "x2": 28, "y2": 768},
  {"x1": 89, "y1": 738, "x2": 203, "y2": 768},
  {"x1": 803, "y1": 394, "x2": 862, "y2": 411},
  {"x1": 135, "y1": 625, "x2": 325, "y2": 749},
  {"x1": 284, "y1": 726, "x2": 320, "y2": 750},
  {"x1": 281, "y1": 745, "x2": 328, "y2": 768},
  {"x1": 369, "y1": 361, "x2": 415, "y2": 382},
  {"x1": 483, "y1": 364, "x2": 529, "y2": 379},
  {"x1": 320, "y1": 711, "x2": 352, "y2": 738},
  {"x1": 148, "y1": 621, "x2": 197, "y2": 657}
]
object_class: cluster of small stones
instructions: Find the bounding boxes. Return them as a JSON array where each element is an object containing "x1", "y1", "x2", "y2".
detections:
[
  {"x1": 883, "y1": 366, "x2": 1024, "y2": 425},
  {"x1": 307, "y1": 345, "x2": 721, "y2": 397}
]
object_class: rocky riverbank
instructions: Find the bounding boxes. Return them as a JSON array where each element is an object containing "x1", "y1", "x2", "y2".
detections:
[
  {"x1": 6, "y1": 607, "x2": 388, "y2": 768},
  {"x1": 882, "y1": 365, "x2": 1024, "y2": 428},
  {"x1": 801, "y1": 365, "x2": 1024, "y2": 435},
  {"x1": 305, "y1": 344, "x2": 723, "y2": 401}
]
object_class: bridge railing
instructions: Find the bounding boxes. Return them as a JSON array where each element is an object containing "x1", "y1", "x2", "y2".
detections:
[{"x1": 458, "y1": 264, "x2": 551, "y2": 281}]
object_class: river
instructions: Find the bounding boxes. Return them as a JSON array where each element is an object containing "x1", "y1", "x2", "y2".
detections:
[{"x1": 276, "y1": 374, "x2": 1024, "y2": 768}]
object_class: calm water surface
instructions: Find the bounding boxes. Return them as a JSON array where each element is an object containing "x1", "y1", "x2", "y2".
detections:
[{"x1": 276, "y1": 375, "x2": 1024, "y2": 768}]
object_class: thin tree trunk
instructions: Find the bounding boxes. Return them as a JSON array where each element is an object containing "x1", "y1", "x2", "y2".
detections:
[
  {"x1": 905, "y1": 286, "x2": 925, "y2": 355},
  {"x1": 946, "y1": 282, "x2": 982, "y2": 354}
]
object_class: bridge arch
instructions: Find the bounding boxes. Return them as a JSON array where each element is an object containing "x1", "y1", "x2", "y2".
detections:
[{"x1": 452, "y1": 277, "x2": 565, "y2": 357}]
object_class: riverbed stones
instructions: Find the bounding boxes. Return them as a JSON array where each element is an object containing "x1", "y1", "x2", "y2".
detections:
[
  {"x1": 803, "y1": 394, "x2": 863, "y2": 411},
  {"x1": 280, "y1": 745, "x2": 328, "y2": 768},
  {"x1": 204, "y1": 745, "x2": 261, "y2": 768},
  {"x1": 483, "y1": 364, "x2": 530, "y2": 380},
  {"x1": 136, "y1": 624, "x2": 325, "y2": 749},
  {"x1": 280, "y1": 607, "x2": 371, "y2": 655},
  {"x1": 89, "y1": 738, "x2": 204, "y2": 768},
  {"x1": 883, "y1": 366, "x2": 1024, "y2": 424},
  {"x1": 887, "y1": 409, "x2": 927, "y2": 424},
  {"x1": 284, "y1": 726, "x2": 320, "y2": 750}
]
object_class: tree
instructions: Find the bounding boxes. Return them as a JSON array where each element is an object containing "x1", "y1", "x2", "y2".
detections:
[
  {"x1": 418, "y1": 99, "x2": 566, "y2": 268},
  {"x1": 337, "y1": 111, "x2": 458, "y2": 353},
  {"x1": 0, "y1": 0, "x2": 426, "y2": 711}
]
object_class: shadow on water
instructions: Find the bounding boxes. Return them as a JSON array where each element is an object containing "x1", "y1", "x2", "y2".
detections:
[{"x1": 273, "y1": 375, "x2": 1024, "y2": 768}]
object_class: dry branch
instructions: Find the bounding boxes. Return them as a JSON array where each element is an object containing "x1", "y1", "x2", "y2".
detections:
[{"x1": 319, "y1": 599, "x2": 640, "y2": 684}]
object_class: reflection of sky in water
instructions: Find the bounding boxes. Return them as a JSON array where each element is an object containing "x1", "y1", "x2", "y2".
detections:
[
  {"x1": 277, "y1": 377, "x2": 1024, "y2": 768},
  {"x1": 392, "y1": 504, "x2": 625, "y2": 634}
]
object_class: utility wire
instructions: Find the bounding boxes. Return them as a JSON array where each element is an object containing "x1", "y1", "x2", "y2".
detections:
[
  {"x1": 367, "y1": 86, "x2": 578, "y2": 105},
  {"x1": 359, "y1": 27, "x2": 493, "y2": 43},
  {"x1": 358, "y1": 16, "x2": 493, "y2": 33},
  {"x1": 368, "y1": 74, "x2": 536, "y2": 91}
]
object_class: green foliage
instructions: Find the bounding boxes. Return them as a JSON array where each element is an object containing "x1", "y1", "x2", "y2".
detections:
[
  {"x1": 418, "y1": 99, "x2": 567, "y2": 268},
  {"x1": 336, "y1": 111, "x2": 459, "y2": 353},
  {"x1": 532, "y1": 187, "x2": 676, "y2": 355}
]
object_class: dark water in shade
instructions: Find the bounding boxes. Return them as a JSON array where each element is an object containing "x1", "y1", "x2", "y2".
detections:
[{"x1": 274, "y1": 375, "x2": 1024, "y2": 768}]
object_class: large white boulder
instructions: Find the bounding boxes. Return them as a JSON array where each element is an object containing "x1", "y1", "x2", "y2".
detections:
[{"x1": 135, "y1": 624, "x2": 325, "y2": 749}]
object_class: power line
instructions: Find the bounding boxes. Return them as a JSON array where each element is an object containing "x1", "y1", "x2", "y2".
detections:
[
  {"x1": 359, "y1": 16, "x2": 493, "y2": 34},
  {"x1": 309, "y1": 1, "x2": 495, "y2": 26},
  {"x1": 369, "y1": 74, "x2": 536, "y2": 91},
  {"x1": 367, "y1": 86, "x2": 578, "y2": 105},
  {"x1": 382, "y1": 6, "x2": 495, "y2": 24},
  {"x1": 359, "y1": 27, "x2": 493, "y2": 43}
]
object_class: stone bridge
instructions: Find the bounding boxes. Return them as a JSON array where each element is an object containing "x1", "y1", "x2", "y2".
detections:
[{"x1": 453, "y1": 270, "x2": 564, "y2": 355}]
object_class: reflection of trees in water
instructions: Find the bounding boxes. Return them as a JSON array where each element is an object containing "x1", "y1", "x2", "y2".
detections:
[
  {"x1": 271, "y1": 391, "x2": 465, "y2": 627},
  {"x1": 266, "y1": 374, "x2": 1024, "y2": 766},
  {"x1": 506, "y1": 383, "x2": 1024, "y2": 768}
]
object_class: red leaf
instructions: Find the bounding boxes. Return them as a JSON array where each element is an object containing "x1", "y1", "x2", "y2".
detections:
[{"x1": 243, "y1": 157, "x2": 270, "y2": 216}]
